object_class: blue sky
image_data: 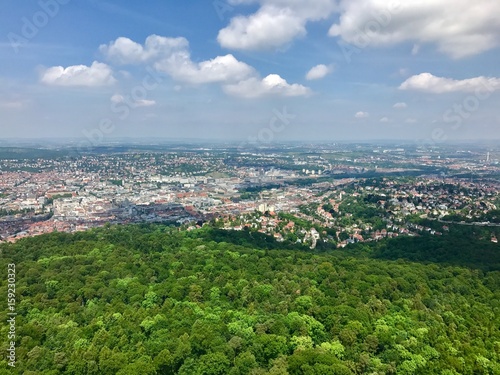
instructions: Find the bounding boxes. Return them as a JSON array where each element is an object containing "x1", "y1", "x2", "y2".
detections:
[{"x1": 1, "y1": 0, "x2": 499, "y2": 143}]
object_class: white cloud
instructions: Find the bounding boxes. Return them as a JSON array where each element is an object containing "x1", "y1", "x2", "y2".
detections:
[
  {"x1": 223, "y1": 74, "x2": 311, "y2": 98},
  {"x1": 41, "y1": 61, "x2": 116, "y2": 87},
  {"x1": 329, "y1": 0, "x2": 500, "y2": 58},
  {"x1": 380, "y1": 117, "x2": 389, "y2": 122},
  {"x1": 102, "y1": 35, "x2": 255, "y2": 85},
  {"x1": 393, "y1": 102, "x2": 407, "y2": 109},
  {"x1": 218, "y1": 6, "x2": 305, "y2": 51},
  {"x1": 100, "y1": 35, "x2": 310, "y2": 98},
  {"x1": 155, "y1": 53, "x2": 255, "y2": 84},
  {"x1": 355, "y1": 111, "x2": 369, "y2": 119},
  {"x1": 306, "y1": 64, "x2": 333, "y2": 80},
  {"x1": 218, "y1": 0, "x2": 337, "y2": 50},
  {"x1": 111, "y1": 94, "x2": 156, "y2": 107},
  {"x1": 100, "y1": 35, "x2": 188, "y2": 64},
  {"x1": 405, "y1": 118, "x2": 417, "y2": 123},
  {"x1": 399, "y1": 73, "x2": 500, "y2": 94},
  {"x1": 225, "y1": 0, "x2": 500, "y2": 57}
]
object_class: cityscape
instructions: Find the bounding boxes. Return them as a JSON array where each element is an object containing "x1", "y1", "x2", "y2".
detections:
[{"x1": 1, "y1": 143, "x2": 498, "y2": 246}]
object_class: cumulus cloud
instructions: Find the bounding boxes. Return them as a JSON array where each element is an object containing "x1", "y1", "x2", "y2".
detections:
[
  {"x1": 328, "y1": 0, "x2": 500, "y2": 58},
  {"x1": 155, "y1": 53, "x2": 255, "y2": 84},
  {"x1": 305, "y1": 64, "x2": 333, "y2": 80},
  {"x1": 100, "y1": 34, "x2": 310, "y2": 98},
  {"x1": 41, "y1": 61, "x2": 116, "y2": 87},
  {"x1": 399, "y1": 73, "x2": 500, "y2": 94},
  {"x1": 111, "y1": 94, "x2": 156, "y2": 107},
  {"x1": 223, "y1": 74, "x2": 311, "y2": 98},
  {"x1": 218, "y1": 0, "x2": 337, "y2": 50},
  {"x1": 218, "y1": 7, "x2": 305, "y2": 51},
  {"x1": 223, "y1": 0, "x2": 500, "y2": 57},
  {"x1": 355, "y1": 111, "x2": 369, "y2": 119},
  {"x1": 101, "y1": 35, "x2": 255, "y2": 84},
  {"x1": 393, "y1": 102, "x2": 407, "y2": 109},
  {"x1": 405, "y1": 118, "x2": 418, "y2": 123},
  {"x1": 100, "y1": 35, "x2": 189, "y2": 65}
]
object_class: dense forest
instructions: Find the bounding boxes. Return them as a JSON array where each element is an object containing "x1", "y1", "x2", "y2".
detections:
[{"x1": 0, "y1": 224, "x2": 499, "y2": 374}]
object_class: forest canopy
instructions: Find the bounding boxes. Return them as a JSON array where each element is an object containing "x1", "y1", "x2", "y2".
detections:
[{"x1": 0, "y1": 223, "x2": 499, "y2": 374}]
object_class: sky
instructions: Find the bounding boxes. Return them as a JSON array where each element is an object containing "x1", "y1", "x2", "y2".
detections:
[{"x1": 1, "y1": 0, "x2": 500, "y2": 144}]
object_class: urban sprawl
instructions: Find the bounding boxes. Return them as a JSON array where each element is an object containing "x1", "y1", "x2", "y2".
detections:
[{"x1": 1, "y1": 143, "x2": 499, "y2": 247}]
